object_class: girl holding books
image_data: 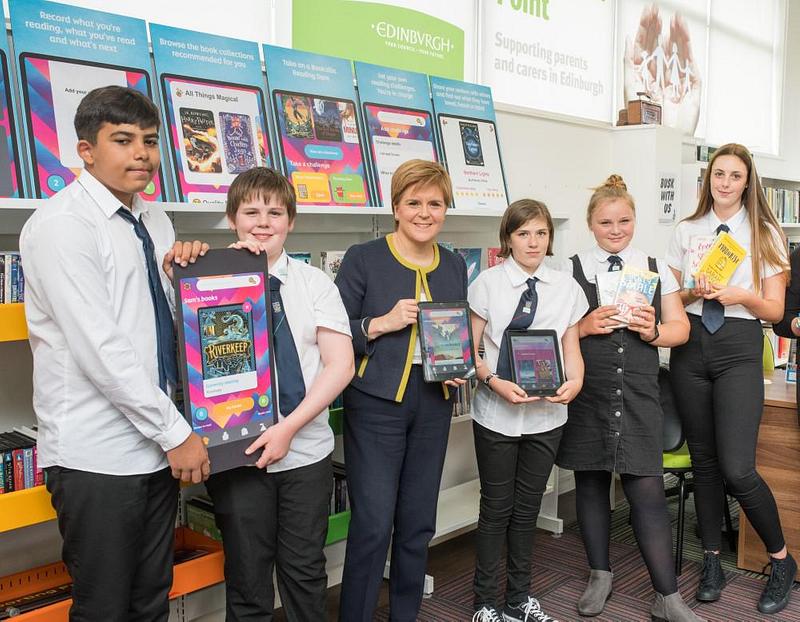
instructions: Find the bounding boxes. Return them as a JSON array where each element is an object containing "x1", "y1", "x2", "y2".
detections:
[
  {"x1": 667, "y1": 144, "x2": 795, "y2": 615},
  {"x1": 334, "y1": 159, "x2": 468, "y2": 622},
  {"x1": 469, "y1": 199, "x2": 586, "y2": 622},
  {"x1": 556, "y1": 175, "x2": 698, "y2": 621}
]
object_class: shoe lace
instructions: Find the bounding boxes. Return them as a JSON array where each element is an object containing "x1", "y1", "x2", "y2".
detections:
[
  {"x1": 517, "y1": 597, "x2": 558, "y2": 622},
  {"x1": 700, "y1": 554, "x2": 723, "y2": 589},
  {"x1": 472, "y1": 607, "x2": 502, "y2": 622},
  {"x1": 763, "y1": 560, "x2": 789, "y2": 601}
]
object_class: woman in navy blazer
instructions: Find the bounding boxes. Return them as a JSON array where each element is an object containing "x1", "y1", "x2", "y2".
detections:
[{"x1": 335, "y1": 159, "x2": 468, "y2": 622}]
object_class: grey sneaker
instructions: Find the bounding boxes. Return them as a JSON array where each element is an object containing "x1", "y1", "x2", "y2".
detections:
[
  {"x1": 503, "y1": 596, "x2": 558, "y2": 622},
  {"x1": 473, "y1": 605, "x2": 503, "y2": 622}
]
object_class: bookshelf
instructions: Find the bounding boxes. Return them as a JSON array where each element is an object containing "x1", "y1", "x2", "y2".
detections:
[{"x1": 0, "y1": 487, "x2": 55, "y2": 533}]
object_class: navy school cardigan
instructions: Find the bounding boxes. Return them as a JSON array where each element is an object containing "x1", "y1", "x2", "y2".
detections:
[{"x1": 334, "y1": 235, "x2": 469, "y2": 402}]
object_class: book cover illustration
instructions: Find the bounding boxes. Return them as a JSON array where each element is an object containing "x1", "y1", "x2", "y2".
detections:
[
  {"x1": 611, "y1": 265, "x2": 659, "y2": 324},
  {"x1": 419, "y1": 307, "x2": 475, "y2": 380},
  {"x1": 312, "y1": 98, "x2": 343, "y2": 142},
  {"x1": 455, "y1": 247, "x2": 482, "y2": 286},
  {"x1": 459, "y1": 121, "x2": 483, "y2": 166},
  {"x1": 198, "y1": 304, "x2": 257, "y2": 396},
  {"x1": 180, "y1": 107, "x2": 222, "y2": 173},
  {"x1": 321, "y1": 250, "x2": 346, "y2": 280},
  {"x1": 595, "y1": 270, "x2": 622, "y2": 306},
  {"x1": 683, "y1": 234, "x2": 716, "y2": 288},
  {"x1": 338, "y1": 101, "x2": 359, "y2": 143},
  {"x1": 219, "y1": 112, "x2": 257, "y2": 174},
  {"x1": 694, "y1": 231, "x2": 746, "y2": 287},
  {"x1": 281, "y1": 94, "x2": 314, "y2": 139},
  {"x1": 288, "y1": 251, "x2": 312, "y2": 265},
  {"x1": 487, "y1": 247, "x2": 504, "y2": 267}
]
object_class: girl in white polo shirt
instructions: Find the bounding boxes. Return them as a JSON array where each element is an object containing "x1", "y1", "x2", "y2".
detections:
[
  {"x1": 667, "y1": 143, "x2": 795, "y2": 615},
  {"x1": 468, "y1": 199, "x2": 586, "y2": 622}
]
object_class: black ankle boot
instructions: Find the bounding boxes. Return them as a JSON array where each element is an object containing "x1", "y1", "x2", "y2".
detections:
[
  {"x1": 696, "y1": 552, "x2": 726, "y2": 602},
  {"x1": 758, "y1": 553, "x2": 797, "y2": 614}
]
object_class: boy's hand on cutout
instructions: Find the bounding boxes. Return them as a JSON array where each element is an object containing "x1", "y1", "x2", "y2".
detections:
[
  {"x1": 580, "y1": 305, "x2": 619, "y2": 336},
  {"x1": 545, "y1": 379, "x2": 582, "y2": 405},
  {"x1": 167, "y1": 432, "x2": 210, "y2": 483},
  {"x1": 491, "y1": 377, "x2": 540, "y2": 405},
  {"x1": 245, "y1": 420, "x2": 295, "y2": 468},
  {"x1": 162, "y1": 240, "x2": 209, "y2": 280},
  {"x1": 228, "y1": 239, "x2": 267, "y2": 255}
]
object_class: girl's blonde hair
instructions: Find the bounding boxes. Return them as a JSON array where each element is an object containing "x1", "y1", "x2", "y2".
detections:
[{"x1": 586, "y1": 174, "x2": 635, "y2": 226}]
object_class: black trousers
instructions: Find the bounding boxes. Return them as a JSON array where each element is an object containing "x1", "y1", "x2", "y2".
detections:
[
  {"x1": 339, "y1": 368, "x2": 452, "y2": 622},
  {"x1": 471, "y1": 421, "x2": 563, "y2": 608},
  {"x1": 205, "y1": 457, "x2": 333, "y2": 622},
  {"x1": 45, "y1": 466, "x2": 178, "y2": 622},
  {"x1": 670, "y1": 315, "x2": 785, "y2": 553}
]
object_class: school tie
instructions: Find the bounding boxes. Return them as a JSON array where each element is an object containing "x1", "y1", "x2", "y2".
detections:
[
  {"x1": 116, "y1": 208, "x2": 178, "y2": 392},
  {"x1": 496, "y1": 277, "x2": 538, "y2": 379},
  {"x1": 701, "y1": 224, "x2": 731, "y2": 334},
  {"x1": 269, "y1": 275, "x2": 305, "y2": 416},
  {"x1": 607, "y1": 255, "x2": 623, "y2": 271}
]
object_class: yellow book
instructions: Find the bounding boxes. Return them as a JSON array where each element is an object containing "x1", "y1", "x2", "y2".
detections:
[{"x1": 694, "y1": 231, "x2": 746, "y2": 286}]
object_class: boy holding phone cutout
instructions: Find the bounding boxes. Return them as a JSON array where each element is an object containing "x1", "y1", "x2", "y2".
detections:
[
  {"x1": 203, "y1": 167, "x2": 354, "y2": 619},
  {"x1": 19, "y1": 86, "x2": 208, "y2": 620}
]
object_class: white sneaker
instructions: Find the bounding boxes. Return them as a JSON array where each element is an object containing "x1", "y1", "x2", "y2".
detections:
[
  {"x1": 503, "y1": 596, "x2": 558, "y2": 622},
  {"x1": 473, "y1": 605, "x2": 503, "y2": 622}
]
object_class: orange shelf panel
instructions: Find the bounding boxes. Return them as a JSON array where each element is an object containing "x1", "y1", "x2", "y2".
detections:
[
  {"x1": 0, "y1": 303, "x2": 27, "y2": 342},
  {"x1": 0, "y1": 486, "x2": 55, "y2": 533},
  {"x1": 0, "y1": 528, "x2": 224, "y2": 620}
]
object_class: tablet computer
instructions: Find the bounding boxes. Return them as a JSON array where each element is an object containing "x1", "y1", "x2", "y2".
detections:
[
  {"x1": 160, "y1": 73, "x2": 269, "y2": 202},
  {"x1": 174, "y1": 248, "x2": 277, "y2": 473},
  {"x1": 18, "y1": 52, "x2": 164, "y2": 200},
  {"x1": 271, "y1": 89, "x2": 369, "y2": 206},
  {"x1": 417, "y1": 301, "x2": 476, "y2": 383},
  {"x1": 506, "y1": 329, "x2": 564, "y2": 397}
]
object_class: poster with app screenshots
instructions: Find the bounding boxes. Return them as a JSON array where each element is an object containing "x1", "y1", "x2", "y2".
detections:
[
  {"x1": 10, "y1": 1, "x2": 163, "y2": 200},
  {"x1": 264, "y1": 46, "x2": 370, "y2": 206},
  {"x1": 430, "y1": 76, "x2": 508, "y2": 212},
  {"x1": 174, "y1": 249, "x2": 277, "y2": 474},
  {"x1": 151, "y1": 24, "x2": 270, "y2": 205},
  {"x1": 0, "y1": 2, "x2": 22, "y2": 198},
  {"x1": 354, "y1": 62, "x2": 438, "y2": 207}
]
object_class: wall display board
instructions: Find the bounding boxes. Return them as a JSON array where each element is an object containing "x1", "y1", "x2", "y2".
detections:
[
  {"x1": 354, "y1": 61, "x2": 437, "y2": 207},
  {"x1": 430, "y1": 76, "x2": 508, "y2": 212},
  {"x1": 150, "y1": 24, "x2": 270, "y2": 205},
  {"x1": 481, "y1": 0, "x2": 614, "y2": 123},
  {"x1": 10, "y1": 0, "x2": 164, "y2": 200},
  {"x1": 0, "y1": 3, "x2": 22, "y2": 198},
  {"x1": 278, "y1": 0, "x2": 475, "y2": 81},
  {"x1": 263, "y1": 45, "x2": 370, "y2": 207}
]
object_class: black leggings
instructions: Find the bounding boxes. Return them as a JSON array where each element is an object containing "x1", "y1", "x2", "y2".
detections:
[
  {"x1": 670, "y1": 316, "x2": 785, "y2": 554},
  {"x1": 575, "y1": 470, "x2": 678, "y2": 596}
]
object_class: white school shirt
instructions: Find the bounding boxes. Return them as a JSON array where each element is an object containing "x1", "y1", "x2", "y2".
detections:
[
  {"x1": 575, "y1": 245, "x2": 680, "y2": 297},
  {"x1": 468, "y1": 256, "x2": 588, "y2": 436},
  {"x1": 267, "y1": 251, "x2": 351, "y2": 472},
  {"x1": 19, "y1": 171, "x2": 192, "y2": 475},
  {"x1": 665, "y1": 206, "x2": 787, "y2": 319}
]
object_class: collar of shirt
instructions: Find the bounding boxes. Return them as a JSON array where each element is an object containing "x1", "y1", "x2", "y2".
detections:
[
  {"x1": 502, "y1": 254, "x2": 556, "y2": 288},
  {"x1": 591, "y1": 244, "x2": 633, "y2": 267},
  {"x1": 270, "y1": 250, "x2": 289, "y2": 285},
  {"x1": 77, "y1": 170, "x2": 149, "y2": 221},
  {"x1": 708, "y1": 204, "x2": 746, "y2": 234}
]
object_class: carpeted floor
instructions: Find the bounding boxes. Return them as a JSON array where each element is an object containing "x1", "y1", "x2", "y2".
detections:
[{"x1": 375, "y1": 482, "x2": 800, "y2": 622}]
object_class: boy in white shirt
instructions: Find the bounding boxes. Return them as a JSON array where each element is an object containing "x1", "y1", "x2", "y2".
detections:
[
  {"x1": 19, "y1": 86, "x2": 209, "y2": 620},
  {"x1": 204, "y1": 167, "x2": 354, "y2": 619}
]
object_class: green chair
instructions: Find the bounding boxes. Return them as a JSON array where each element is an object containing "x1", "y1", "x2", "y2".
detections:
[{"x1": 763, "y1": 332, "x2": 776, "y2": 372}]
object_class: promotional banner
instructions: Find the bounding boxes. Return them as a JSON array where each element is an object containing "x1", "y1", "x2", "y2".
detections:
[
  {"x1": 354, "y1": 62, "x2": 437, "y2": 206},
  {"x1": 277, "y1": 0, "x2": 475, "y2": 81},
  {"x1": 10, "y1": 0, "x2": 164, "y2": 200},
  {"x1": 430, "y1": 76, "x2": 508, "y2": 212},
  {"x1": 150, "y1": 24, "x2": 270, "y2": 205},
  {"x1": 264, "y1": 45, "x2": 370, "y2": 207},
  {"x1": 481, "y1": 0, "x2": 614, "y2": 123},
  {"x1": 0, "y1": 2, "x2": 22, "y2": 197}
]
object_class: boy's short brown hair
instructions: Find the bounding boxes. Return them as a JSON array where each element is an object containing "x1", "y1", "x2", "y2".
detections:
[
  {"x1": 226, "y1": 167, "x2": 297, "y2": 221},
  {"x1": 498, "y1": 199, "x2": 554, "y2": 258},
  {"x1": 390, "y1": 159, "x2": 453, "y2": 213}
]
